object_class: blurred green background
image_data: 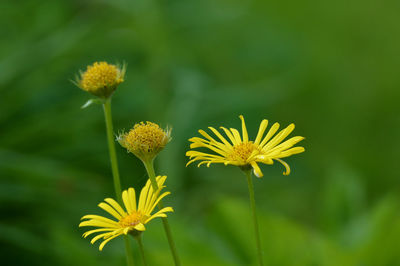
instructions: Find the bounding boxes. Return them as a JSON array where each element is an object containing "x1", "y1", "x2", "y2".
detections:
[{"x1": 1, "y1": 0, "x2": 400, "y2": 265}]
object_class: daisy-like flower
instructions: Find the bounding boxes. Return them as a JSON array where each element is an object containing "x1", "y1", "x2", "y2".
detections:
[
  {"x1": 186, "y1": 115, "x2": 305, "y2": 177},
  {"x1": 75, "y1": 61, "x2": 126, "y2": 98},
  {"x1": 79, "y1": 176, "x2": 173, "y2": 251},
  {"x1": 117, "y1": 122, "x2": 171, "y2": 163}
]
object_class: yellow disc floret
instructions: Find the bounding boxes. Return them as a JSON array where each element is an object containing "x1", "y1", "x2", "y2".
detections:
[
  {"x1": 76, "y1": 61, "x2": 125, "y2": 98},
  {"x1": 119, "y1": 211, "x2": 144, "y2": 227},
  {"x1": 228, "y1": 142, "x2": 259, "y2": 163},
  {"x1": 118, "y1": 122, "x2": 171, "y2": 162}
]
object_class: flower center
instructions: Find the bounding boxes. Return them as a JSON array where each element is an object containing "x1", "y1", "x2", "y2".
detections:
[
  {"x1": 122, "y1": 122, "x2": 170, "y2": 155},
  {"x1": 119, "y1": 211, "x2": 143, "y2": 228},
  {"x1": 81, "y1": 62, "x2": 120, "y2": 92},
  {"x1": 229, "y1": 142, "x2": 258, "y2": 163}
]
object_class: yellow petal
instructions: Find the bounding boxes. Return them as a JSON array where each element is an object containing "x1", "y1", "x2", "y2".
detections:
[
  {"x1": 198, "y1": 129, "x2": 221, "y2": 145},
  {"x1": 91, "y1": 232, "x2": 114, "y2": 244},
  {"x1": 220, "y1": 126, "x2": 238, "y2": 145},
  {"x1": 122, "y1": 190, "x2": 133, "y2": 214},
  {"x1": 148, "y1": 191, "x2": 171, "y2": 214},
  {"x1": 82, "y1": 228, "x2": 116, "y2": 238},
  {"x1": 99, "y1": 233, "x2": 121, "y2": 251},
  {"x1": 186, "y1": 151, "x2": 225, "y2": 160},
  {"x1": 250, "y1": 161, "x2": 263, "y2": 178},
  {"x1": 276, "y1": 147, "x2": 305, "y2": 158},
  {"x1": 144, "y1": 184, "x2": 162, "y2": 214},
  {"x1": 254, "y1": 119, "x2": 268, "y2": 146},
  {"x1": 145, "y1": 206, "x2": 174, "y2": 223},
  {"x1": 230, "y1": 128, "x2": 242, "y2": 144},
  {"x1": 259, "y1": 122, "x2": 280, "y2": 148},
  {"x1": 145, "y1": 181, "x2": 158, "y2": 211},
  {"x1": 145, "y1": 213, "x2": 167, "y2": 223},
  {"x1": 190, "y1": 156, "x2": 227, "y2": 165},
  {"x1": 138, "y1": 180, "x2": 151, "y2": 211},
  {"x1": 156, "y1": 175, "x2": 167, "y2": 188},
  {"x1": 239, "y1": 115, "x2": 249, "y2": 142},
  {"x1": 198, "y1": 160, "x2": 215, "y2": 167},
  {"x1": 189, "y1": 141, "x2": 229, "y2": 157},
  {"x1": 134, "y1": 223, "x2": 146, "y2": 231},
  {"x1": 189, "y1": 137, "x2": 229, "y2": 151},
  {"x1": 266, "y1": 136, "x2": 304, "y2": 154},
  {"x1": 276, "y1": 158, "x2": 291, "y2": 175},
  {"x1": 208, "y1": 127, "x2": 233, "y2": 149},
  {"x1": 255, "y1": 155, "x2": 273, "y2": 164},
  {"x1": 128, "y1": 188, "x2": 137, "y2": 212},
  {"x1": 263, "y1": 124, "x2": 295, "y2": 151},
  {"x1": 98, "y1": 203, "x2": 122, "y2": 220},
  {"x1": 80, "y1": 215, "x2": 118, "y2": 226},
  {"x1": 104, "y1": 198, "x2": 127, "y2": 217},
  {"x1": 79, "y1": 220, "x2": 119, "y2": 228}
]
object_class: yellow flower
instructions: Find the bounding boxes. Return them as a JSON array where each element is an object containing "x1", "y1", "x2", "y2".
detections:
[
  {"x1": 117, "y1": 122, "x2": 171, "y2": 162},
  {"x1": 79, "y1": 176, "x2": 173, "y2": 251},
  {"x1": 186, "y1": 115, "x2": 305, "y2": 177},
  {"x1": 75, "y1": 61, "x2": 125, "y2": 98}
]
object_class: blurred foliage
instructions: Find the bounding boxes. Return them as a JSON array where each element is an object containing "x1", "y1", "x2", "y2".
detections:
[{"x1": 1, "y1": 0, "x2": 400, "y2": 265}]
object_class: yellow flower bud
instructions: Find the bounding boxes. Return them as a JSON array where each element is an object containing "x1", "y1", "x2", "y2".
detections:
[
  {"x1": 118, "y1": 122, "x2": 171, "y2": 162},
  {"x1": 76, "y1": 61, "x2": 125, "y2": 98}
]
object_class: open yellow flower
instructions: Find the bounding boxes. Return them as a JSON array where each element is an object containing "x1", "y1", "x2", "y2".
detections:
[
  {"x1": 79, "y1": 176, "x2": 173, "y2": 251},
  {"x1": 186, "y1": 115, "x2": 305, "y2": 177}
]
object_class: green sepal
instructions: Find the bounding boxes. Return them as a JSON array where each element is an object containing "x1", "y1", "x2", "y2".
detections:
[{"x1": 81, "y1": 98, "x2": 105, "y2": 109}]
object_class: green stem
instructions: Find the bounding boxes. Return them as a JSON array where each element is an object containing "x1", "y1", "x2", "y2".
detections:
[
  {"x1": 143, "y1": 159, "x2": 181, "y2": 266},
  {"x1": 124, "y1": 237, "x2": 135, "y2": 266},
  {"x1": 244, "y1": 169, "x2": 264, "y2": 266},
  {"x1": 136, "y1": 235, "x2": 148, "y2": 266},
  {"x1": 102, "y1": 98, "x2": 135, "y2": 266},
  {"x1": 103, "y1": 99, "x2": 123, "y2": 203}
]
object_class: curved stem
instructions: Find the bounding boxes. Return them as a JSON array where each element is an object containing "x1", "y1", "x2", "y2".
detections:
[
  {"x1": 103, "y1": 98, "x2": 135, "y2": 266},
  {"x1": 136, "y1": 235, "x2": 148, "y2": 266},
  {"x1": 244, "y1": 169, "x2": 264, "y2": 266},
  {"x1": 143, "y1": 159, "x2": 181, "y2": 266}
]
